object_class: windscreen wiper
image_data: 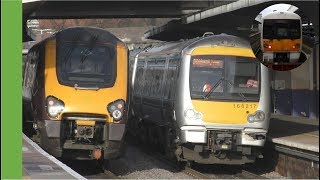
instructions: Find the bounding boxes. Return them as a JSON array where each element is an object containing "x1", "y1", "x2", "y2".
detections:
[
  {"x1": 79, "y1": 34, "x2": 99, "y2": 69},
  {"x1": 203, "y1": 77, "x2": 223, "y2": 99},
  {"x1": 74, "y1": 84, "x2": 100, "y2": 91},
  {"x1": 63, "y1": 32, "x2": 81, "y2": 66},
  {"x1": 224, "y1": 79, "x2": 248, "y2": 102}
]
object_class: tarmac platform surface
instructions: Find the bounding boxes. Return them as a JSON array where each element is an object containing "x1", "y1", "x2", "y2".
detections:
[
  {"x1": 22, "y1": 134, "x2": 86, "y2": 179},
  {"x1": 267, "y1": 114, "x2": 319, "y2": 153}
]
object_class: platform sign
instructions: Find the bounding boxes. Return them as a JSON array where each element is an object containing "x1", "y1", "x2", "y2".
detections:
[{"x1": 193, "y1": 59, "x2": 223, "y2": 68}]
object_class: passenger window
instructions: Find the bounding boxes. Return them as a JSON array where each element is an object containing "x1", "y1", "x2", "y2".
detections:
[
  {"x1": 129, "y1": 60, "x2": 134, "y2": 83},
  {"x1": 137, "y1": 57, "x2": 165, "y2": 98},
  {"x1": 152, "y1": 58, "x2": 166, "y2": 98},
  {"x1": 22, "y1": 54, "x2": 28, "y2": 81},
  {"x1": 32, "y1": 48, "x2": 45, "y2": 96},
  {"x1": 134, "y1": 60, "x2": 145, "y2": 95},
  {"x1": 164, "y1": 67, "x2": 173, "y2": 99},
  {"x1": 24, "y1": 49, "x2": 39, "y2": 89},
  {"x1": 146, "y1": 60, "x2": 153, "y2": 97},
  {"x1": 163, "y1": 56, "x2": 180, "y2": 100},
  {"x1": 144, "y1": 67, "x2": 152, "y2": 97}
]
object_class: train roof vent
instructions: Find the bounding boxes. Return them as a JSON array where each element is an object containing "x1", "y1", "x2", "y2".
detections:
[
  {"x1": 143, "y1": 44, "x2": 153, "y2": 52},
  {"x1": 203, "y1": 32, "x2": 214, "y2": 37}
]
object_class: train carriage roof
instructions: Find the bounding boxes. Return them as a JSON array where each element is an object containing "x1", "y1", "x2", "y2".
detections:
[
  {"x1": 29, "y1": 26, "x2": 125, "y2": 52},
  {"x1": 262, "y1": 11, "x2": 301, "y2": 20},
  {"x1": 55, "y1": 26, "x2": 124, "y2": 46},
  {"x1": 186, "y1": 34, "x2": 252, "y2": 50},
  {"x1": 133, "y1": 34, "x2": 252, "y2": 57}
]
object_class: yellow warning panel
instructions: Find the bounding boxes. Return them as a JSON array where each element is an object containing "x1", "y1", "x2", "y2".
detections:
[{"x1": 76, "y1": 120, "x2": 96, "y2": 126}]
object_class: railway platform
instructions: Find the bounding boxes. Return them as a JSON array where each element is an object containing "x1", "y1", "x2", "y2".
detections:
[
  {"x1": 22, "y1": 134, "x2": 86, "y2": 179},
  {"x1": 264, "y1": 114, "x2": 319, "y2": 178},
  {"x1": 268, "y1": 114, "x2": 319, "y2": 154}
]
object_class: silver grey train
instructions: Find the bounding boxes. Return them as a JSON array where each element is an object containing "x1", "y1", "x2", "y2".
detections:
[{"x1": 128, "y1": 34, "x2": 271, "y2": 165}]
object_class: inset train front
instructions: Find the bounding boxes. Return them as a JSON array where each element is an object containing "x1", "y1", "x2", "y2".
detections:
[
  {"x1": 129, "y1": 34, "x2": 270, "y2": 165},
  {"x1": 23, "y1": 27, "x2": 128, "y2": 160},
  {"x1": 261, "y1": 11, "x2": 302, "y2": 64}
]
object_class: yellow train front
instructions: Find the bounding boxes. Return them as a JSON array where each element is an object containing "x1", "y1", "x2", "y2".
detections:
[
  {"x1": 23, "y1": 27, "x2": 128, "y2": 160},
  {"x1": 261, "y1": 11, "x2": 302, "y2": 64},
  {"x1": 129, "y1": 34, "x2": 270, "y2": 165}
]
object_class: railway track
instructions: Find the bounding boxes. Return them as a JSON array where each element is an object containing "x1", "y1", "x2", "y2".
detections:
[
  {"x1": 62, "y1": 159, "x2": 121, "y2": 179},
  {"x1": 240, "y1": 169, "x2": 268, "y2": 179},
  {"x1": 139, "y1": 146, "x2": 211, "y2": 179},
  {"x1": 84, "y1": 169, "x2": 119, "y2": 179},
  {"x1": 183, "y1": 167, "x2": 212, "y2": 179},
  {"x1": 26, "y1": 129, "x2": 266, "y2": 179},
  {"x1": 192, "y1": 164, "x2": 267, "y2": 179},
  {"x1": 133, "y1": 143, "x2": 266, "y2": 179}
]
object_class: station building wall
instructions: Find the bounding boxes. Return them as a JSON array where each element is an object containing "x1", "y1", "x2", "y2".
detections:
[{"x1": 271, "y1": 44, "x2": 319, "y2": 120}]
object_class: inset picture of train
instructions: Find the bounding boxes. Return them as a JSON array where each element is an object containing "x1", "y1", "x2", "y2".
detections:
[{"x1": 260, "y1": 10, "x2": 307, "y2": 71}]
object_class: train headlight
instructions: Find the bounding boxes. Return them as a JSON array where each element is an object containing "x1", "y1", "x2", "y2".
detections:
[
  {"x1": 46, "y1": 96, "x2": 65, "y2": 118},
  {"x1": 185, "y1": 109, "x2": 195, "y2": 118},
  {"x1": 112, "y1": 110, "x2": 122, "y2": 120},
  {"x1": 247, "y1": 110, "x2": 265, "y2": 123},
  {"x1": 184, "y1": 109, "x2": 203, "y2": 120},
  {"x1": 107, "y1": 99, "x2": 125, "y2": 121}
]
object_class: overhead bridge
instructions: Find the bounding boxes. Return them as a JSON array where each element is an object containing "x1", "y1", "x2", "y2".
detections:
[
  {"x1": 145, "y1": 0, "x2": 319, "y2": 41},
  {"x1": 23, "y1": 0, "x2": 236, "y2": 42},
  {"x1": 23, "y1": 1, "x2": 227, "y2": 19}
]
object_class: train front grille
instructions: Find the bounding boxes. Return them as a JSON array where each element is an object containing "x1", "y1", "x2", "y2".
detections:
[{"x1": 61, "y1": 113, "x2": 107, "y2": 146}]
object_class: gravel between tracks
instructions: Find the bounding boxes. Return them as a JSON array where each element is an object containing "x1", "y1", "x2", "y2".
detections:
[
  {"x1": 107, "y1": 145, "x2": 191, "y2": 179},
  {"x1": 261, "y1": 171, "x2": 287, "y2": 179},
  {"x1": 61, "y1": 143, "x2": 288, "y2": 179}
]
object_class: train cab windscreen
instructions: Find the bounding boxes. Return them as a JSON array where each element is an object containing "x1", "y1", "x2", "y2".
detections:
[
  {"x1": 57, "y1": 43, "x2": 116, "y2": 88},
  {"x1": 190, "y1": 55, "x2": 260, "y2": 101},
  {"x1": 263, "y1": 19, "x2": 301, "y2": 39}
]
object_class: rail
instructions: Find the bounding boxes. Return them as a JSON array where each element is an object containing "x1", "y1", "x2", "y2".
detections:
[
  {"x1": 82, "y1": 169, "x2": 119, "y2": 179},
  {"x1": 241, "y1": 169, "x2": 268, "y2": 179},
  {"x1": 138, "y1": 146, "x2": 212, "y2": 179},
  {"x1": 103, "y1": 170, "x2": 120, "y2": 179}
]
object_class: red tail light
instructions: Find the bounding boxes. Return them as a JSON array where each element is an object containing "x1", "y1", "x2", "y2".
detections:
[
  {"x1": 293, "y1": 44, "x2": 300, "y2": 49},
  {"x1": 263, "y1": 44, "x2": 272, "y2": 49}
]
